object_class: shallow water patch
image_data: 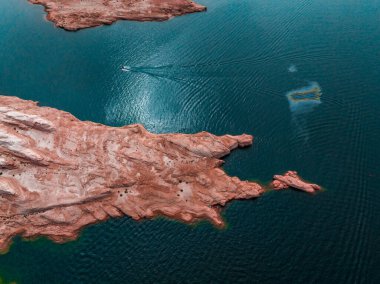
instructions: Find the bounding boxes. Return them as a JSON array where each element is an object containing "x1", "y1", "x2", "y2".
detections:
[{"x1": 286, "y1": 81, "x2": 322, "y2": 114}]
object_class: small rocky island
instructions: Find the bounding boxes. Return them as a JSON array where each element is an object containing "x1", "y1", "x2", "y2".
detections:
[
  {"x1": 28, "y1": 0, "x2": 207, "y2": 31},
  {"x1": 0, "y1": 96, "x2": 320, "y2": 252}
]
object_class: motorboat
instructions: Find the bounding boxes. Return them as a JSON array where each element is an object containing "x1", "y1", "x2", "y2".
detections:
[{"x1": 121, "y1": 65, "x2": 132, "y2": 72}]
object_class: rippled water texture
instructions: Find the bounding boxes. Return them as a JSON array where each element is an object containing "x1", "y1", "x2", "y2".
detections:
[{"x1": 0, "y1": 0, "x2": 379, "y2": 283}]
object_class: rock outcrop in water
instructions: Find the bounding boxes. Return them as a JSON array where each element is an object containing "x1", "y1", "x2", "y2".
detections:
[
  {"x1": 272, "y1": 171, "x2": 321, "y2": 193},
  {"x1": 28, "y1": 0, "x2": 206, "y2": 31},
  {"x1": 0, "y1": 96, "x2": 321, "y2": 253}
]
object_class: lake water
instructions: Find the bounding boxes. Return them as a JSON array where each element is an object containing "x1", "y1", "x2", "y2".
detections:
[{"x1": 0, "y1": 0, "x2": 379, "y2": 283}]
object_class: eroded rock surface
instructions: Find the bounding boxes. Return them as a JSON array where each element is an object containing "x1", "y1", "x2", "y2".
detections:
[
  {"x1": 28, "y1": 0, "x2": 207, "y2": 31},
  {"x1": 272, "y1": 171, "x2": 321, "y2": 193},
  {"x1": 0, "y1": 95, "x2": 264, "y2": 252}
]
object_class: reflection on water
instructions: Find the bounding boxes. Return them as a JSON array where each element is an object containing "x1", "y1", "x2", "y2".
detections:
[
  {"x1": 0, "y1": 0, "x2": 379, "y2": 282},
  {"x1": 286, "y1": 81, "x2": 322, "y2": 114},
  {"x1": 286, "y1": 82, "x2": 322, "y2": 142},
  {"x1": 0, "y1": 276, "x2": 16, "y2": 284}
]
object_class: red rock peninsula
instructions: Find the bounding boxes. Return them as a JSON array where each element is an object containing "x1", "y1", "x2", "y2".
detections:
[
  {"x1": 0, "y1": 96, "x2": 321, "y2": 253},
  {"x1": 0, "y1": 95, "x2": 261, "y2": 252},
  {"x1": 28, "y1": 0, "x2": 207, "y2": 31}
]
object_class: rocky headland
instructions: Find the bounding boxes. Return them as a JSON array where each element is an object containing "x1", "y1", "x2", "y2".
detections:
[
  {"x1": 0, "y1": 95, "x2": 320, "y2": 252},
  {"x1": 28, "y1": 0, "x2": 207, "y2": 31}
]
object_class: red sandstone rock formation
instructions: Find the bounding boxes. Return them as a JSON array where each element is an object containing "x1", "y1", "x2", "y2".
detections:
[
  {"x1": 0, "y1": 96, "x2": 322, "y2": 252},
  {"x1": 272, "y1": 171, "x2": 321, "y2": 193},
  {"x1": 28, "y1": 0, "x2": 207, "y2": 31},
  {"x1": 0, "y1": 95, "x2": 264, "y2": 252}
]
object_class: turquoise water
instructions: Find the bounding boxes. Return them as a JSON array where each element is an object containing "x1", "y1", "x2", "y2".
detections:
[{"x1": 0, "y1": 0, "x2": 379, "y2": 283}]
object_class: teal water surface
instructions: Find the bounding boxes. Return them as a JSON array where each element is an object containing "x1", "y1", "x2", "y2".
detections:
[{"x1": 0, "y1": 0, "x2": 379, "y2": 283}]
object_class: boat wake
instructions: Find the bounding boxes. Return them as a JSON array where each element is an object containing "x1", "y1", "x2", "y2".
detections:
[{"x1": 288, "y1": 64, "x2": 298, "y2": 73}]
